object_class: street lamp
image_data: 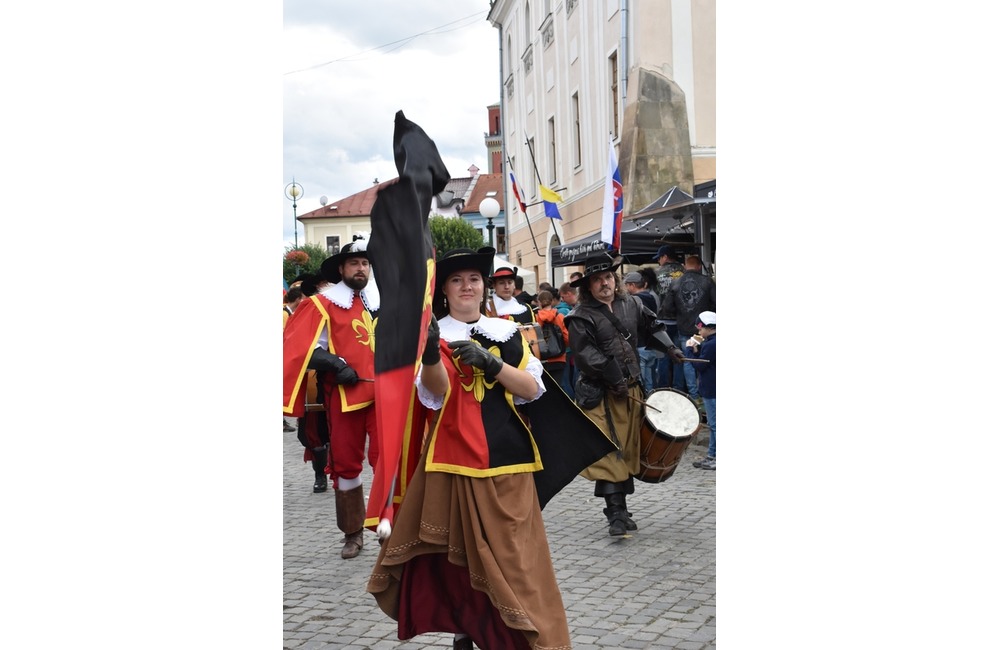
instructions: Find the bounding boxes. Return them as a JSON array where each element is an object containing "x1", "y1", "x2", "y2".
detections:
[
  {"x1": 285, "y1": 179, "x2": 303, "y2": 249},
  {"x1": 480, "y1": 196, "x2": 500, "y2": 248}
]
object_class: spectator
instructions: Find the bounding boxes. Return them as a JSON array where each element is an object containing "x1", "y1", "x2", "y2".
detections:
[
  {"x1": 652, "y1": 246, "x2": 686, "y2": 390},
  {"x1": 555, "y1": 282, "x2": 579, "y2": 397},
  {"x1": 662, "y1": 255, "x2": 716, "y2": 400},
  {"x1": 623, "y1": 271, "x2": 658, "y2": 393},
  {"x1": 534, "y1": 289, "x2": 570, "y2": 378},
  {"x1": 687, "y1": 311, "x2": 717, "y2": 470}
]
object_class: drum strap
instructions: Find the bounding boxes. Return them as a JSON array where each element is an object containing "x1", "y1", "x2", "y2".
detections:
[{"x1": 602, "y1": 394, "x2": 624, "y2": 460}]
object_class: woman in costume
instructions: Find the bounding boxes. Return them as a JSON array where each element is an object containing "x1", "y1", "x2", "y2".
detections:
[{"x1": 367, "y1": 247, "x2": 571, "y2": 650}]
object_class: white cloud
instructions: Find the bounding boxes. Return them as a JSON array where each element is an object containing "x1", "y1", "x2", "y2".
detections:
[{"x1": 282, "y1": 1, "x2": 499, "y2": 250}]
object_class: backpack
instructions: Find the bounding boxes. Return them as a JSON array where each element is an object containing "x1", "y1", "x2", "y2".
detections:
[{"x1": 539, "y1": 320, "x2": 566, "y2": 360}]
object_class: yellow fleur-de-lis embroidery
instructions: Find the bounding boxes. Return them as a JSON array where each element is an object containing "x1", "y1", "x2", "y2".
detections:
[
  {"x1": 454, "y1": 342, "x2": 499, "y2": 402},
  {"x1": 353, "y1": 311, "x2": 377, "y2": 353}
]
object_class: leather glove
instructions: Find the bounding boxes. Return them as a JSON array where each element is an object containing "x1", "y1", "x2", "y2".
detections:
[
  {"x1": 668, "y1": 346, "x2": 686, "y2": 364},
  {"x1": 448, "y1": 340, "x2": 503, "y2": 379},
  {"x1": 421, "y1": 316, "x2": 441, "y2": 366},
  {"x1": 608, "y1": 380, "x2": 629, "y2": 398},
  {"x1": 307, "y1": 347, "x2": 359, "y2": 385}
]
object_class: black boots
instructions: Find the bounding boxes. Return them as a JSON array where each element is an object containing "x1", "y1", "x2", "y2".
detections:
[
  {"x1": 603, "y1": 493, "x2": 638, "y2": 536},
  {"x1": 311, "y1": 445, "x2": 328, "y2": 493}
]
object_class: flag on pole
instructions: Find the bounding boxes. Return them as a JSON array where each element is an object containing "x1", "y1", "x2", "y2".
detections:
[
  {"x1": 601, "y1": 138, "x2": 624, "y2": 249},
  {"x1": 509, "y1": 171, "x2": 527, "y2": 213},
  {"x1": 539, "y1": 185, "x2": 563, "y2": 220}
]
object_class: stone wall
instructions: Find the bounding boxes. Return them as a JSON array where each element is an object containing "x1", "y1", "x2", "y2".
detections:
[{"x1": 618, "y1": 67, "x2": 694, "y2": 214}]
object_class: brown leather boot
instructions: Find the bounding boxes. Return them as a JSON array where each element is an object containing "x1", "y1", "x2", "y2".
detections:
[{"x1": 335, "y1": 485, "x2": 365, "y2": 559}]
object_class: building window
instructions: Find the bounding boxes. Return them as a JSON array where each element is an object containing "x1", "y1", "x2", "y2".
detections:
[
  {"x1": 572, "y1": 92, "x2": 581, "y2": 168},
  {"x1": 610, "y1": 52, "x2": 619, "y2": 140},
  {"x1": 326, "y1": 235, "x2": 341, "y2": 255},
  {"x1": 496, "y1": 227, "x2": 507, "y2": 254},
  {"x1": 547, "y1": 117, "x2": 557, "y2": 184},
  {"x1": 524, "y1": 2, "x2": 531, "y2": 46}
]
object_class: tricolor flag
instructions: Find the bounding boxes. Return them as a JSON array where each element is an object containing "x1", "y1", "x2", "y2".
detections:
[
  {"x1": 601, "y1": 138, "x2": 624, "y2": 249},
  {"x1": 509, "y1": 171, "x2": 527, "y2": 214},
  {"x1": 539, "y1": 185, "x2": 563, "y2": 220}
]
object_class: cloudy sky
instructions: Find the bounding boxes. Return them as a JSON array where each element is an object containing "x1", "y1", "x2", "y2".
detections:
[{"x1": 282, "y1": 0, "x2": 501, "y2": 249}]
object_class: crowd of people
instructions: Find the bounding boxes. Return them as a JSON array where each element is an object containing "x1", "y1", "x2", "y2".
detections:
[{"x1": 282, "y1": 242, "x2": 716, "y2": 649}]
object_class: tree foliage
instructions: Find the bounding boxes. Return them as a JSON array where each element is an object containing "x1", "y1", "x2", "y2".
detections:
[
  {"x1": 428, "y1": 215, "x2": 487, "y2": 260},
  {"x1": 283, "y1": 242, "x2": 329, "y2": 284}
]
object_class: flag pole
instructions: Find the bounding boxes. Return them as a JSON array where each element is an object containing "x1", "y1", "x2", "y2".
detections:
[{"x1": 507, "y1": 152, "x2": 544, "y2": 257}]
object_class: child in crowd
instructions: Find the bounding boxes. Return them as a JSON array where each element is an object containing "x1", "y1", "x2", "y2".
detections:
[{"x1": 687, "y1": 311, "x2": 716, "y2": 470}]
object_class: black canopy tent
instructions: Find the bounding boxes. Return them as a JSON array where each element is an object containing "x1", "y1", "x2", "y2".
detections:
[{"x1": 550, "y1": 185, "x2": 715, "y2": 268}]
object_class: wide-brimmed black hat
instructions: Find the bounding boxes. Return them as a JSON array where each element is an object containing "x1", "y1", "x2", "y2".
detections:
[
  {"x1": 432, "y1": 247, "x2": 495, "y2": 313},
  {"x1": 569, "y1": 253, "x2": 624, "y2": 288},
  {"x1": 293, "y1": 272, "x2": 324, "y2": 297},
  {"x1": 320, "y1": 235, "x2": 370, "y2": 283}
]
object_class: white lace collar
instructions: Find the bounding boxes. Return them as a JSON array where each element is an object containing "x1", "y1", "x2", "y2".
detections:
[
  {"x1": 492, "y1": 294, "x2": 528, "y2": 315},
  {"x1": 319, "y1": 278, "x2": 381, "y2": 312},
  {"x1": 438, "y1": 314, "x2": 518, "y2": 343}
]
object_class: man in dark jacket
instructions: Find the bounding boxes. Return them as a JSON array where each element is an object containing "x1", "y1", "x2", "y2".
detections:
[
  {"x1": 564, "y1": 254, "x2": 685, "y2": 537},
  {"x1": 662, "y1": 255, "x2": 716, "y2": 399}
]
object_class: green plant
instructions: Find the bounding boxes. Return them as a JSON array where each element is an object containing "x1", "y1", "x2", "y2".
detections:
[
  {"x1": 428, "y1": 215, "x2": 487, "y2": 260},
  {"x1": 283, "y1": 242, "x2": 329, "y2": 284}
]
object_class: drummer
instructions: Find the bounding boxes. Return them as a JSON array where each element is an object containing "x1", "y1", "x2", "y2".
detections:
[{"x1": 564, "y1": 253, "x2": 685, "y2": 537}]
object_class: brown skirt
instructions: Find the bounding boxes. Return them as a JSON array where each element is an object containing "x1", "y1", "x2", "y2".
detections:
[{"x1": 367, "y1": 456, "x2": 572, "y2": 650}]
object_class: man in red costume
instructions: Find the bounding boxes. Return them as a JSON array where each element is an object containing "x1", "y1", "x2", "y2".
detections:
[{"x1": 283, "y1": 234, "x2": 380, "y2": 559}]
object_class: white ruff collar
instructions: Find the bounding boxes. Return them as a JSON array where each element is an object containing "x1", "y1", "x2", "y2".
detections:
[
  {"x1": 439, "y1": 315, "x2": 518, "y2": 343},
  {"x1": 319, "y1": 279, "x2": 381, "y2": 312},
  {"x1": 492, "y1": 295, "x2": 528, "y2": 315}
]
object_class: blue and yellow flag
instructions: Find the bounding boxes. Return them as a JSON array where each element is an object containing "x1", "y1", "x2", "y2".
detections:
[{"x1": 539, "y1": 185, "x2": 563, "y2": 220}]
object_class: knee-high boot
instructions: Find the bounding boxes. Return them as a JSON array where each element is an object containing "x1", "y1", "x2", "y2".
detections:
[
  {"x1": 603, "y1": 493, "x2": 629, "y2": 536},
  {"x1": 335, "y1": 485, "x2": 365, "y2": 559},
  {"x1": 311, "y1": 445, "x2": 328, "y2": 493}
]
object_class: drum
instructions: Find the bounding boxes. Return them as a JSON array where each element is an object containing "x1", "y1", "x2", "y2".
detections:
[
  {"x1": 517, "y1": 323, "x2": 549, "y2": 360},
  {"x1": 635, "y1": 388, "x2": 700, "y2": 483}
]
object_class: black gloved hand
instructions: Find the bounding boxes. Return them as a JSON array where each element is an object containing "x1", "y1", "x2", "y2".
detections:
[
  {"x1": 609, "y1": 380, "x2": 629, "y2": 398},
  {"x1": 668, "y1": 346, "x2": 686, "y2": 364},
  {"x1": 448, "y1": 340, "x2": 503, "y2": 379},
  {"x1": 307, "y1": 347, "x2": 359, "y2": 385},
  {"x1": 421, "y1": 316, "x2": 441, "y2": 366}
]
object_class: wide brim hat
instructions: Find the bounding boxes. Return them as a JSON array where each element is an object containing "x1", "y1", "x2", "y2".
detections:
[
  {"x1": 320, "y1": 235, "x2": 370, "y2": 283},
  {"x1": 489, "y1": 264, "x2": 518, "y2": 281},
  {"x1": 433, "y1": 246, "x2": 496, "y2": 312},
  {"x1": 569, "y1": 253, "x2": 624, "y2": 288}
]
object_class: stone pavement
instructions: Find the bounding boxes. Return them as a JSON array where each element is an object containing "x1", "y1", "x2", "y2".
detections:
[{"x1": 284, "y1": 423, "x2": 715, "y2": 650}]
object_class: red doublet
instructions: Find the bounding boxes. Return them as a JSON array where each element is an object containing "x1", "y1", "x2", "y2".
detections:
[{"x1": 283, "y1": 294, "x2": 376, "y2": 415}]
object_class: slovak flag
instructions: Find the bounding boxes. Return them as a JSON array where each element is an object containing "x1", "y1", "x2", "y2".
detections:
[
  {"x1": 509, "y1": 171, "x2": 527, "y2": 214},
  {"x1": 601, "y1": 137, "x2": 624, "y2": 250}
]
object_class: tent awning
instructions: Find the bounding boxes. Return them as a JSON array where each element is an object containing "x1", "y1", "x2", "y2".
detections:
[{"x1": 550, "y1": 196, "x2": 714, "y2": 267}]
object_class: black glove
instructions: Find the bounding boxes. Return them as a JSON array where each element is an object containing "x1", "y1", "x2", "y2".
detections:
[
  {"x1": 668, "y1": 346, "x2": 686, "y2": 364},
  {"x1": 448, "y1": 340, "x2": 503, "y2": 379},
  {"x1": 421, "y1": 316, "x2": 441, "y2": 366},
  {"x1": 307, "y1": 347, "x2": 359, "y2": 385},
  {"x1": 608, "y1": 380, "x2": 629, "y2": 399}
]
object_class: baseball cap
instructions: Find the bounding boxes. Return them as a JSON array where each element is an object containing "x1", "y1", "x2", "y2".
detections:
[
  {"x1": 696, "y1": 311, "x2": 717, "y2": 328},
  {"x1": 653, "y1": 245, "x2": 676, "y2": 260},
  {"x1": 623, "y1": 272, "x2": 643, "y2": 284}
]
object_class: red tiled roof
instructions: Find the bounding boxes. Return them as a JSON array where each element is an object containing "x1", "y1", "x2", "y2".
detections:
[
  {"x1": 298, "y1": 179, "x2": 398, "y2": 220},
  {"x1": 461, "y1": 173, "x2": 505, "y2": 214}
]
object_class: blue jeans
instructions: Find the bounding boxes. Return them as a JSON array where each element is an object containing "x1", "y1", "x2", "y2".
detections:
[
  {"x1": 673, "y1": 333, "x2": 699, "y2": 398},
  {"x1": 561, "y1": 352, "x2": 576, "y2": 399},
  {"x1": 638, "y1": 346, "x2": 657, "y2": 393},
  {"x1": 702, "y1": 397, "x2": 716, "y2": 458}
]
